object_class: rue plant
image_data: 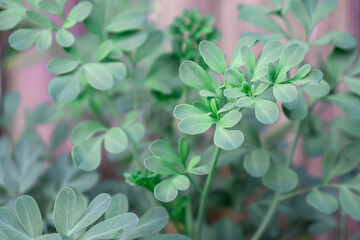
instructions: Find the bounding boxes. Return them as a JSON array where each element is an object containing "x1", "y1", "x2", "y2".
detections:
[{"x1": 0, "y1": 0, "x2": 360, "y2": 240}]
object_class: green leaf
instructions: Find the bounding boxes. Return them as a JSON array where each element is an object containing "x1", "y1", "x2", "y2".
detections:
[
  {"x1": 218, "y1": 111, "x2": 242, "y2": 128},
  {"x1": 243, "y1": 149, "x2": 270, "y2": 177},
  {"x1": 102, "y1": 62, "x2": 127, "y2": 82},
  {"x1": 26, "y1": 10, "x2": 52, "y2": 27},
  {"x1": 113, "y1": 31, "x2": 148, "y2": 51},
  {"x1": 47, "y1": 58, "x2": 80, "y2": 75},
  {"x1": 0, "y1": 91, "x2": 20, "y2": 130},
  {"x1": 199, "y1": 41, "x2": 226, "y2": 74},
  {"x1": 39, "y1": 1, "x2": 63, "y2": 15},
  {"x1": 224, "y1": 88, "x2": 246, "y2": 98},
  {"x1": 48, "y1": 70, "x2": 82, "y2": 102},
  {"x1": 254, "y1": 99, "x2": 279, "y2": 125},
  {"x1": 0, "y1": 8, "x2": 26, "y2": 30},
  {"x1": 344, "y1": 77, "x2": 360, "y2": 95},
  {"x1": 144, "y1": 156, "x2": 179, "y2": 175},
  {"x1": 149, "y1": 234, "x2": 191, "y2": 240},
  {"x1": 218, "y1": 102, "x2": 235, "y2": 114},
  {"x1": 124, "y1": 123, "x2": 144, "y2": 144},
  {"x1": 104, "y1": 127, "x2": 128, "y2": 154},
  {"x1": 53, "y1": 187, "x2": 77, "y2": 235},
  {"x1": 213, "y1": 125, "x2": 244, "y2": 151},
  {"x1": 106, "y1": 10, "x2": 146, "y2": 32},
  {"x1": 56, "y1": 28, "x2": 75, "y2": 47},
  {"x1": 150, "y1": 140, "x2": 180, "y2": 164},
  {"x1": 134, "y1": 30, "x2": 164, "y2": 62},
  {"x1": 236, "y1": 96, "x2": 254, "y2": 108},
  {"x1": 262, "y1": 164, "x2": 298, "y2": 193},
  {"x1": 339, "y1": 187, "x2": 360, "y2": 221},
  {"x1": 230, "y1": 36, "x2": 258, "y2": 68},
  {"x1": 9, "y1": 28, "x2": 41, "y2": 51},
  {"x1": 96, "y1": 40, "x2": 112, "y2": 62},
  {"x1": 329, "y1": 144, "x2": 360, "y2": 179},
  {"x1": 282, "y1": 89, "x2": 308, "y2": 121},
  {"x1": 187, "y1": 156, "x2": 201, "y2": 171},
  {"x1": 322, "y1": 150, "x2": 336, "y2": 183},
  {"x1": 84, "y1": 63, "x2": 114, "y2": 90},
  {"x1": 328, "y1": 93, "x2": 360, "y2": 118},
  {"x1": 327, "y1": 47, "x2": 357, "y2": 80},
  {"x1": 63, "y1": 1, "x2": 93, "y2": 28},
  {"x1": 37, "y1": 233, "x2": 62, "y2": 240},
  {"x1": 105, "y1": 194, "x2": 128, "y2": 220},
  {"x1": 238, "y1": 5, "x2": 285, "y2": 34},
  {"x1": 293, "y1": 69, "x2": 323, "y2": 85},
  {"x1": 290, "y1": 0, "x2": 311, "y2": 31},
  {"x1": 83, "y1": 213, "x2": 139, "y2": 240},
  {"x1": 14, "y1": 196, "x2": 42, "y2": 238},
  {"x1": 71, "y1": 121, "x2": 107, "y2": 145},
  {"x1": 311, "y1": 31, "x2": 357, "y2": 50},
  {"x1": 0, "y1": 208, "x2": 30, "y2": 240},
  {"x1": 71, "y1": 135, "x2": 104, "y2": 171},
  {"x1": 312, "y1": 0, "x2": 338, "y2": 27},
  {"x1": 303, "y1": 80, "x2": 330, "y2": 97},
  {"x1": 68, "y1": 193, "x2": 111, "y2": 235},
  {"x1": 253, "y1": 41, "x2": 284, "y2": 81},
  {"x1": 121, "y1": 207, "x2": 169, "y2": 240},
  {"x1": 225, "y1": 68, "x2": 245, "y2": 87},
  {"x1": 154, "y1": 176, "x2": 190, "y2": 202},
  {"x1": 278, "y1": 44, "x2": 306, "y2": 72},
  {"x1": 178, "y1": 137, "x2": 190, "y2": 163},
  {"x1": 273, "y1": 84, "x2": 297, "y2": 103},
  {"x1": 35, "y1": 29, "x2": 52, "y2": 50},
  {"x1": 293, "y1": 64, "x2": 311, "y2": 80},
  {"x1": 240, "y1": 46, "x2": 255, "y2": 74},
  {"x1": 178, "y1": 114, "x2": 215, "y2": 135},
  {"x1": 306, "y1": 188, "x2": 338, "y2": 214},
  {"x1": 179, "y1": 60, "x2": 215, "y2": 92}
]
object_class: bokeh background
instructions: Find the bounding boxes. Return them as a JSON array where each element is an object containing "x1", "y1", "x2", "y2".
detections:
[{"x1": 1, "y1": 0, "x2": 359, "y2": 238}]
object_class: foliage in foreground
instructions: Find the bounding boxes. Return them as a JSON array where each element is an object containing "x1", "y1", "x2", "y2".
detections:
[{"x1": 1, "y1": 0, "x2": 360, "y2": 240}]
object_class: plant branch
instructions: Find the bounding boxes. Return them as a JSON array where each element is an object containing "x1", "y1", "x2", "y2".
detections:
[
  {"x1": 251, "y1": 121, "x2": 302, "y2": 240},
  {"x1": 194, "y1": 146, "x2": 221, "y2": 240}
]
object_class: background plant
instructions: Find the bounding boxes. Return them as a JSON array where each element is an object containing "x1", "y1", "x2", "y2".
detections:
[{"x1": 0, "y1": 0, "x2": 360, "y2": 240}]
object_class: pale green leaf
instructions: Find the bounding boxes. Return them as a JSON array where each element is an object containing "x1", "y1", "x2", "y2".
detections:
[
  {"x1": 262, "y1": 164, "x2": 298, "y2": 193},
  {"x1": 179, "y1": 60, "x2": 215, "y2": 92},
  {"x1": 106, "y1": 10, "x2": 146, "y2": 32},
  {"x1": 71, "y1": 136, "x2": 104, "y2": 171},
  {"x1": 104, "y1": 127, "x2": 128, "y2": 154},
  {"x1": 243, "y1": 149, "x2": 270, "y2": 177},
  {"x1": 199, "y1": 41, "x2": 227, "y2": 74},
  {"x1": 15, "y1": 196, "x2": 42, "y2": 238},
  {"x1": 214, "y1": 125, "x2": 244, "y2": 151},
  {"x1": 71, "y1": 121, "x2": 107, "y2": 145},
  {"x1": 254, "y1": 99, "x2": 279, "y2": 125},
  {"x1": 306, "y1": 188, "x2": 338, "y2": 214},
  {"x1": 47, "y1": 58, "x2": 80, "y2": 75},
  {"x1": 273, "y1": 84, "x2": 297, "y2": 103},
  {"x1": 84, "y1": 63, "x2": 114, "y2": 90}
]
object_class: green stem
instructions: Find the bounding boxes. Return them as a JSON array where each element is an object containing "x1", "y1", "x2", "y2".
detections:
[
  {"x1": 251, "y1": 122, "x2": 302, "y2": 240},
  {"x1": 285, "y1": 121, "x2": 301, "y2": 167},
  {"x1": 185, "y1": 196, "x2": 194, "y2": 237},
  {"x1": 340, "y1": 209, "x2": 346, "y2": 240},
  {"x1": 251, "y1": 192, "x2": 281, "y2": 240},
  {"x1": 131, "y1": 142, "x2": 142, "y2": 169},
  {"x1": 105, "y1": 93, "x2": 142, "y2": 169},
  {"x1": 104, "y1": 93, "x2": 123, "y2": 124},
  {"x1": 194, "y1": 147, "x2": 221, "y2": 240},
  {"x1": 186, "y1": 173, "x2": 202, "y2": 194}
]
